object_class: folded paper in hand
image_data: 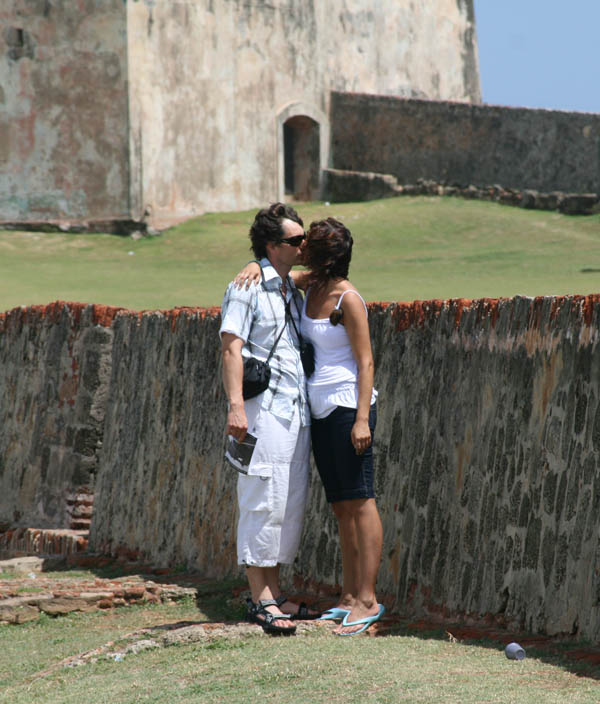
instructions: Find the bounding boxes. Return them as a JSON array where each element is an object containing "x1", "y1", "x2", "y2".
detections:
[{"x1": 225, "y1": 433, "x2": 257, "y2": 474}]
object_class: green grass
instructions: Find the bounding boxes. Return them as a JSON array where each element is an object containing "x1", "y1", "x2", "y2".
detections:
[
  {"x1": 15, "y1": 586, "x2": 45, "y2": 594},
  {"x1": 1, "y1": 569, "x2": 598, "y2": 703},
  {"x1": 0, "y1": 588, "x2": 598, "y2": 704},
  {"x1": 1, "y1": 197, "x2": 600, "y2": 312}
]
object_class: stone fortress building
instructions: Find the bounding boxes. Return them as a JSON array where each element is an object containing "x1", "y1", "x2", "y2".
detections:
[{"x1": 0, "y1": 0, "x2": 481, "y2": 227}]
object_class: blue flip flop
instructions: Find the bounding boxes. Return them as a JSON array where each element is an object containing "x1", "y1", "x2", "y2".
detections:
[
  {"x1": 318, "y1": 607, "x2": 351, "y2": 622},
  {"x1": 337, "y1": 604, "x2": 385, "y2": 636}
]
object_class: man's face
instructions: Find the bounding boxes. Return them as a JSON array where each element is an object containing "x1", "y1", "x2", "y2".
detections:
[{"x1": 267, "y1": 218, "x2": 305, "y2": 268}]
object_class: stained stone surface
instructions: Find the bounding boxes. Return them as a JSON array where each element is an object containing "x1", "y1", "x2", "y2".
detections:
[
  {"x1": 330, "y1": 92, "x2": 600, "y2": 196},
  {"x1": 0, "y1": 303, "x2": 116, "y2": 529},
  {"x1": 3, "y1": 297, "x2": 600, "y2": 640}
]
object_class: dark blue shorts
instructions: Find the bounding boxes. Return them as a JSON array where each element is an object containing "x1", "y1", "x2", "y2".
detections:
[{"x1": 310, "y1": 404, "x2": 377, "y2": 504}]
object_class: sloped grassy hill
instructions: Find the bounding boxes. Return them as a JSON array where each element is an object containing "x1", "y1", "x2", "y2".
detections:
[{"x1": 1, "y1": 197, "x2": 599, "y2": 312}]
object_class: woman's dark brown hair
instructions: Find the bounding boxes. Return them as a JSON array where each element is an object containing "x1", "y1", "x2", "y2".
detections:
[{"x1": 304, "y1": 217, "x2": 353, "y2": 287}]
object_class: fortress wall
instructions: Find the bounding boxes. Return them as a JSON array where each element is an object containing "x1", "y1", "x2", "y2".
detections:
[
  {"x1": 2, "y1": 295, "x2": 600, "y2": 639},
  {"x1": 1, "y1": 1, "x2": 479, "y2": 224},
  {"x1": 126, "y1": 0, "x2": 480, "y2": 222},
  {"x1": 0, "y1": 1, "x2": 130, "y2": 222},
  {"x1": 88, "y1": 306, "x2": 235, "y2": 571},
  {"x1": 330, "y1": 92, "x2": 600, "y2": 194},
  {"x1": 0, "y1": 303, "x2": 118, "y2": 529}
]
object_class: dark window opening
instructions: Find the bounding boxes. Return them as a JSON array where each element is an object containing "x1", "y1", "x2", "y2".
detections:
[{"x1": 4, "y1": 27, "x2": 34, "y2": 61}]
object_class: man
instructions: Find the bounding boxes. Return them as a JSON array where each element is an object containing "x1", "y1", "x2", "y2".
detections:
[{"x1": 220, "y1": 203, "x2": 313, "y2": 634}]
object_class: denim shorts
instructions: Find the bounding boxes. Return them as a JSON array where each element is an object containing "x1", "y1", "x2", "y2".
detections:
[{"x1": 310, "y1": 403, "x2": 376, "y2": 504}]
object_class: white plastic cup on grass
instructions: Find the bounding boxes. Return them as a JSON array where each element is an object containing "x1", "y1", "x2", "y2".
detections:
[{"x1": 505, "y1": 642, "x2": 526, "y2": 660}]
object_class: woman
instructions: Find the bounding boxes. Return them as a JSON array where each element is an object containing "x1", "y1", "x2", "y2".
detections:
[{"x1": 236, "y1": 217, "x2": 384, "y2": 636}]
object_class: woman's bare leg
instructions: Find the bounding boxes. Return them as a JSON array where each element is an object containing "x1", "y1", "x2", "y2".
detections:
[
  {"x1": 332, "y1": 501, "x2": 360, "y2": 609},
  {"x1": 334, "y1": 498, "x2": 383, "y2": 635}
]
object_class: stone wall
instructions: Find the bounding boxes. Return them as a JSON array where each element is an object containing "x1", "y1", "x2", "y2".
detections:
[
  {"x1": 300, "y1": 296, "x2": 600, "y2": 641},
  {"x1": 329, "y1": 92, "x2": 600, "y2": 196},
  {"x1": 1, "y1": 1, "x2": 480, "y2": 226},
  {"x1": 0, "y1": 2, "x2": 130, "y2": 221},
  {"x1": 323, "y1": 170, "x2": 600, "y2": 215},
  {"x1": 89, "y1": 307, "x2": 233, "y2": 570},
  {"x1": 2, "y1": 296, "x2": 600, "y2": 641},
  {"x1": 127, "y1": 0, "x2": 480, "y2": 223},
  {"x1": 0, "y1": 303, "x2": 117, "y2": 529}
]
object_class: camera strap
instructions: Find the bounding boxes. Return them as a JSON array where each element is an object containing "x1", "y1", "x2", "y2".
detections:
[{"x1": 285, "y1": 282, "x2": 305, "y2": 347}]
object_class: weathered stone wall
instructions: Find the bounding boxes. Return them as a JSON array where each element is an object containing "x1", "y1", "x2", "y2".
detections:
[
  {"x1": 0, "y1": 303, "x2": 117, "y2": 529},
  {"x1": 299, "y1": 296, "x2": 600, "y2": 641},
  {"x1": 323, "y1": 170, "x2": 600, "y2": 215},
  {"x1": 3, "y1": 296, "x2": 600, "y2": 640},
  {"x1": 0, "y1": 2, "x2": 130, "y2": 221},
  {"x1": 1, "y1": 1, "x2": 480, "y2": 225},
  {"x1": 330, "y1": 92, "x2": 600, "y2": 195},
  {"x1": 128, "y1": 0, "x2": 480, "y2": 221},
  {"x1": 89, "y1": 307, "x2": 234, "y2": 570}
]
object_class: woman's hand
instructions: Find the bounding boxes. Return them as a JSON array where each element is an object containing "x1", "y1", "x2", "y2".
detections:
[
  {"x1": 351, "y1": 418, "x2": 372, "y2": 455},
  {"x1": 234, "y1": 262, "x2": 261, "y2": 289}
]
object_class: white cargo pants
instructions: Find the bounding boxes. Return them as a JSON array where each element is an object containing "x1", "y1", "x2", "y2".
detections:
[{"x1": 236, "y1": 399, "x2": 310, "y2": 567}]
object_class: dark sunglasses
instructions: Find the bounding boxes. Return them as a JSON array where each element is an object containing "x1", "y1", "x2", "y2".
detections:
[{"x1": 279, "y1": 234, "x2": 306, "y2": 247}]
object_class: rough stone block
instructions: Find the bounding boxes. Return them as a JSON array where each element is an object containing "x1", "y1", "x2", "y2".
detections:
[
  {"x1": 79, "y1": 591, "x2": 114, "y2": 604},
  {"x1": 0, "y1": 605, "x2": 40, "y2": 624},
  {"x1": 39, "y1": 597, "x2": 89, "y2": 615},
  {"x1": 0, "y1": 556, "x2": 44, "y2": 574},
  {"x1": 559, "y1": 194, "x2": 599, "y2": 215}
]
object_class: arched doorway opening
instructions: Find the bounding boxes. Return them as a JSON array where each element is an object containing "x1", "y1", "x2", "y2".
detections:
[{"x1": 283, "y1": 115, "x2": 320, "y2": 201}]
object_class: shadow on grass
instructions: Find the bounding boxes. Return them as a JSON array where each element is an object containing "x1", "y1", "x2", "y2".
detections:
[
  {"x1": 34, "y1": 561, "x2": 600, "y2": 683},
  {"x1": 38, "y1": 558, "x2": 248, "y2": 624},
  {"x1": 376, "y1": 619, "x2": 600, "y2": 683}
]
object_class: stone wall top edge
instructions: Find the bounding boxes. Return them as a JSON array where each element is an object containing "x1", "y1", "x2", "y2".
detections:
[
  {"x1": 369, "y1": 294, "x2": 600, "y2": 332},
  {"x1": 0, "y1": 301, "x2": 223, "y2": 332},
  {"x1": 3, "y1": 297, "x2": 600, "y2": 334},
  {"x1": 331, "y1": 91, "x2": 600, "y2": 119}
]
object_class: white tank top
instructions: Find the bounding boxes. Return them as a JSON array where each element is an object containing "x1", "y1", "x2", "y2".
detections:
[{"x1": 301, "y1": 289, "x2": 378, "y2": 419}]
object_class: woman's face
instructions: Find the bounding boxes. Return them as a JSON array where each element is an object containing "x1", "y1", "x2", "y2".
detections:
[{"x1": 298, "y1": 226, "x2": 315, "y2": 265}]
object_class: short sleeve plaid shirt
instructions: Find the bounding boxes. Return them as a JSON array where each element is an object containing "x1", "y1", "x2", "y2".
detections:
[{"x1": 220, "y1": 258, "x2": 310, "y2": 426}]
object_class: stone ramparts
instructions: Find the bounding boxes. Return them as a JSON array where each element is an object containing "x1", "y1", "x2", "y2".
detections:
[
  {"x1": 0, "y1": 303, "x2": 117, "y2": 529},
  {"x1": 323, "y1": 169, "x2": 599, "y2": 215},
  {"x1": 1, "y1": 297, "x2": 600, "y2": 640},
  {"x1": 329, "y1": 92, "x2": 600, "y2": 198}
]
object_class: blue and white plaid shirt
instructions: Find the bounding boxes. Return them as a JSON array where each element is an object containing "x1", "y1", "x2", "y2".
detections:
[{"x1": 220, "y1": 258, "x2": 310, "y2": 426}]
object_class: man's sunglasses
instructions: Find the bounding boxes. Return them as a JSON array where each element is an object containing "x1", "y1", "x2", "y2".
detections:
[{"x1": 279, "y1": 234, "x2": 306, "y2": 247}]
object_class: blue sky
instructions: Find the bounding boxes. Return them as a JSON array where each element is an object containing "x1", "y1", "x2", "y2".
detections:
[{"x1": 473, "y1": 2, "x2": 600, "y2": 114}]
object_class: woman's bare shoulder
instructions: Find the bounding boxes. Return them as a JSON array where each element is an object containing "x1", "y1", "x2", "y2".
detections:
[
  {"x1": 338, "y1": 284, "x2": 367, "y2": 319},
  {"x1": 338, "y1": 281, "x2": 363, "y2": 300}
]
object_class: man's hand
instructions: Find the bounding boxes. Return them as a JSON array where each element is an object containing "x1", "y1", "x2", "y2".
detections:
[{"x1": 227, "y1": 401, "x2": 248, "y2": 441}]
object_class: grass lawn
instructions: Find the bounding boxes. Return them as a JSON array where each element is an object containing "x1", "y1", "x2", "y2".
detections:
[
  {"x1": 0, "y1": 572, "x2": 598, "y2": 704},
  {"x1": 1, "y1": 197, "x2": 600, "y2": 312}
]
